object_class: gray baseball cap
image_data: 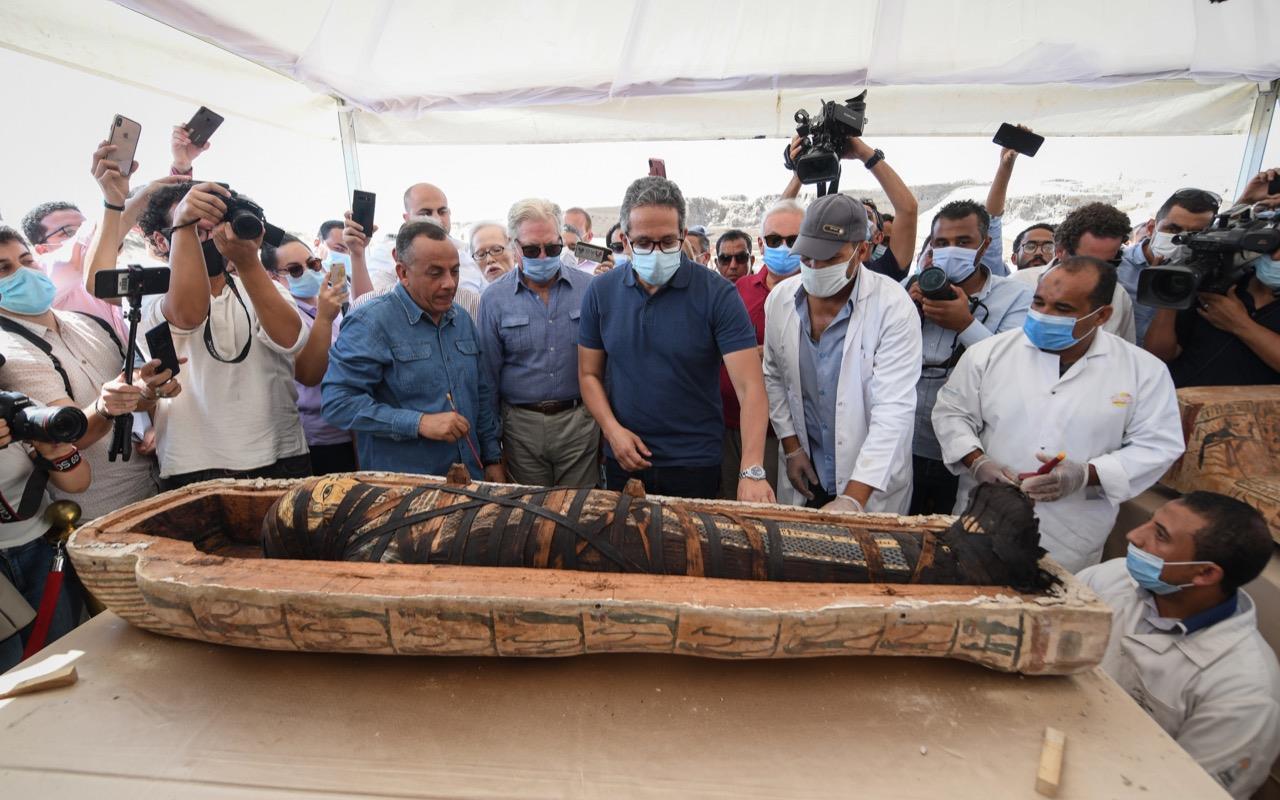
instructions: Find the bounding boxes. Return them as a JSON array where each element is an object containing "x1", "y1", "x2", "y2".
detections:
[{"x1": 791, "y1": 194, "x2": 869, "y2": 261}]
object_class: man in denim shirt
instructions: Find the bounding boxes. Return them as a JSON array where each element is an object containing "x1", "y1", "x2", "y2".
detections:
[
  {"x1": 322, "y1": 220, "x2": 505, "y2": 481},
  {"x1": 905, "y1": 201, "x2": 1032, "y2": 515},
  {"x1": 477, "y1": 199, "x2": 597, "y2": 487}
]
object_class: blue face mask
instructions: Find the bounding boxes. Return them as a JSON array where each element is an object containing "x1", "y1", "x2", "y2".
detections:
[
  {"x1": 286, "y1": 268, "x2": 325, "y2": 299},
  {"x1": 1022, "y1": 307, "x2": 1102, "y2": 352},
  {"x1": 762, "y1": 244, "x2": 801, "y2": 276},
  {"x1": 521, "y1": 254, "x2": 562, "y2": 283},
  {"x1": 1250, "y1": 253, "x2": 1280, "y2": 289},
  {"x1": 1125, "y1": 543, "x2": 1211, "y2": 595},
  {"x1": 632, "y1": 249, "x2": 683, "y2": 286},
  {"x1": 929, "y1": 246, "x2": 980, "y2": 283},
  {"x1": 0, "y1": 267, "x2": 56, "y2": 316}
]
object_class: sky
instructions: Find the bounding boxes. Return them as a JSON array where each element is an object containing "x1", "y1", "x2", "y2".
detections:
[{"x1": 3, "y1": 47, "x2": 1278, "y2": 244}]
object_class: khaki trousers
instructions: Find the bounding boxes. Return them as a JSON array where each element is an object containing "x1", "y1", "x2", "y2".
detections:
[{"x1": 501, "y1": 402, "x2": 600, "y2": 488}]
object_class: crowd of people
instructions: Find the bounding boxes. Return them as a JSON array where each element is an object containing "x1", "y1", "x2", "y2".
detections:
[{"x1": 3, "y1": 118, "x2": 1280, "y2": 797}]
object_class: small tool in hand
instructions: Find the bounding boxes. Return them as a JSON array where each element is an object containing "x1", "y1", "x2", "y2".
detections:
[
  {"x1": 1019, "y1": 451, "x2": 1065, "y2": 481},
  {"x1": 446, "y1": 391, "x2": 484, "y2": 472}
]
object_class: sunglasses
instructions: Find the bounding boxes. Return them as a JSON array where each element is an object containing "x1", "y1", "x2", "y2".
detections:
[
  {"x1": 762, "y1": 234, "x2": 799, "y2": 248},
  {"x1": 517, "y1": 240, "x2": 564, "y2": 259},
  {"x1": 279, "y1": 256, "x2": 322, "y2": 279},
  {"x1": 1171, "y1": 187, "x2": 1222, "y2": 210},
  {"x1": 717, "y1": 252, "x2": 751, "y2": 266}
]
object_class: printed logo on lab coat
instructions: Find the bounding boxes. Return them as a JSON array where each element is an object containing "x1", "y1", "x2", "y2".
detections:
[
  {"x1": 1218, "y1": 757, "x2": 1250, "y2": 788},
  {"x1": 1110, "y1": 391, "x2": 1134, "y2": 408}
]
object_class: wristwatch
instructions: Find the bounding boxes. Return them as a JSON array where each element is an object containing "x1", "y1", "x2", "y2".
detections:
[
  {"x1": 739, "y1": 465, "x2": 767, "y2": 481},
  {"x1": 863, "y1": 149, "x2": 885, "y2": 170}
]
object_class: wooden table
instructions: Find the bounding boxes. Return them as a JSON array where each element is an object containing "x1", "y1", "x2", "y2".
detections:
[{"x1": 0, "y1": 613, "x2": 1226, "y2": 799}]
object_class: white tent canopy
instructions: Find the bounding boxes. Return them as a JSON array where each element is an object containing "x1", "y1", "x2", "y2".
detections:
[{"x1": 2, "y1": 0, "x2": 1277, "y2": 143}]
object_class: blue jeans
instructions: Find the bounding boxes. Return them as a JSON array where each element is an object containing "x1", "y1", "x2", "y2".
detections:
[{"x1": 0, "y1": 536, "x2": 82, "y2": 672}]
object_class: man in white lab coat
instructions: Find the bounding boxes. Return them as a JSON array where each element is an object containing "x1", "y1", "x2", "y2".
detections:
[
  {"x1": 1013, "y1": 202, "x2": 1137, "y2": 344},
  {"x1": 1078, "y1": 492, "x2": 1280, "y2": 800},
  {"x1": 932, "y1": 256, "x2": 1183, "y2": 571},
  {"x1": 763, "y1": 193, "x2": 921, "y2": 513}
]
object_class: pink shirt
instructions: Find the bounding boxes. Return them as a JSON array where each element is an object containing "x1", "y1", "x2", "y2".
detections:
[{"x1": 38, "y1": 223, "x2": 127, "y2": 341}]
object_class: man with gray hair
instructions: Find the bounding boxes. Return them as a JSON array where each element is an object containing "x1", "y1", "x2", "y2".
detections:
[
  {"x1": 477, "y1": 199, "x2": 598, "y2": 487},
  {"x1": 469, "y1": 221, "x2": 514, "y2": 284},
  {"x1": 579, "y1": 177, "x2": 774, "y2": 502}
]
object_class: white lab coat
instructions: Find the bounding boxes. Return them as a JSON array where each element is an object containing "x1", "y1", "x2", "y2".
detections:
[
  {"x1": 1079, "y1": 559, "x2": 1280, "y2": 799},
  {"x1": 762, "y1": 267, "x2": 922, "y2": 513},
  {"x1": 931, "y1": 329, "x2": 1183, "y2": 571},
  {"x1": 1013, "y1": 264, "x2": 1137, "y2": 344}
]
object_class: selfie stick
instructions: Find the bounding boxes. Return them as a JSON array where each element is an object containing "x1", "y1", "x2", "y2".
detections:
[{"x1": 107, "y1": 266, "x2": 143, "y2": 462}]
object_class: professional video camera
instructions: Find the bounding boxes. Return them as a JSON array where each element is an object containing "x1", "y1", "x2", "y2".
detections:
[
  {"x1": 215, "y1": 183, "x2": 285, "y2": 247},
  {"x1": 784, "y1": 91, "x2": 868, "y2": 196},
  {"x1": 1138, "y1": 203, "x2": 1280, "y2": 310},
  {"x1": 0, "y1": 390, "x2": 87, "y2": 444}
]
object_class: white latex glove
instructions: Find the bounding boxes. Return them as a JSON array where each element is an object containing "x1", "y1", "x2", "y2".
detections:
[
  {"x1": 1020, "y1": 452, "x2": 1089, "y2": 501},
  {"x1": 821, "y1": 494, "x2": 864, "y2": 513},
  {"x1": 968, "y1": 454, "x2": 1020, "y2": 486}
]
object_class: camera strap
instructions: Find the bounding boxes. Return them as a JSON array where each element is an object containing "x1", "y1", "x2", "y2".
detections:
[
  {"x1": 0, "y1": 312, "x2": 128, "y2": 401},
  {"x1": 202, "y1": 275, "x2": 253, "y2": 364},
  {"x1": 0, "y1": 461, "x2": 50, "y2": 524}
]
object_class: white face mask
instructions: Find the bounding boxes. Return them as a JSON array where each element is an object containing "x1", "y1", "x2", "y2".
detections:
[
  {"x1": 1150, "y1": 231, "x2": 1189, "y2": 264},
  {"x1": 800, "y1": 258, "x2": 855, "y2": 298}
]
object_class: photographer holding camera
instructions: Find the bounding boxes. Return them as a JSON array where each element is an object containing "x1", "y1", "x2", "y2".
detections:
[
  {"x1": 123, "y1": 181, "x2": 315, "y2": 488},
  {"x1": 1143, "y1": 171, "x2": 1280, "y2": 387},
  {"x1": 0, "y1": 395, "x2": 91, "y2": 671},
  {"x1": 0, "y1": 225, "x2": 172, "y2": 521}
]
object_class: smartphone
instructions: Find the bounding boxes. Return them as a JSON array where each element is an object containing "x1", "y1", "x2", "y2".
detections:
[
  {"x1": 1269, "y1": 174, "x2": 1280, "y2": 195},
  {"x1": 351, "y1": 190, "x2": 376, "y2": 237},
  {"x1": 648, "y1": 158, "x2": 666, "y2": 178},
  {"x1": 329, "y1": 261, "x2": 347, "y2": 291},
  {"x1": 108, "y1": 115, "x2": 142, "y2": 174},
  {"x1": 185, "y1": 106, "x2": 224, "y2": 147},
  {"x1": 93, "y1": 266, "x2": 170, "y2": 299},
  {"x1": 992, "y1": 123, "x2": 1044, "y2": 157},
  {"x1": 574, "y1": 242, "x2": 611, "y2": 263},
  {"x1": 144, "y1": 321, "x2": 181, "y2": 378}
]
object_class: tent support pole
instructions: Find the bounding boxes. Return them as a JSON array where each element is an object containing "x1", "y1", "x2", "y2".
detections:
[
  {"x1": 1235, "y1": 80, "x2": 1278, "y2": 200},
  {"x1": 336, "y1": 99, "x2": 363, "y2": 197}
]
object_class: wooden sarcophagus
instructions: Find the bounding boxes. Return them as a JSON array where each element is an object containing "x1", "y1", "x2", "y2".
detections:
[{"x1": 66, "y1": 471, "x2": 1112, "y2": 675}]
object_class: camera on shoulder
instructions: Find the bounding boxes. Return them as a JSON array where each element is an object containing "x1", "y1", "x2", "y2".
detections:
[{"x1": 1138, "y1": 204, "x2": 1280, "y2": 309}]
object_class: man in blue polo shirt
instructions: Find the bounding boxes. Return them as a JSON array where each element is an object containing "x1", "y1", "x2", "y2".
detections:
[{"x1": 578, "y1": 176, "x2": 774, "y2": 502}]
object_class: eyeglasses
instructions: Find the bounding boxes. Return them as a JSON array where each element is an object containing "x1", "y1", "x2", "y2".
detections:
[
  {"x1": 716, "y1": 252, "x2": 751, "y2": 266},
  {"x1": 629, "y1": 236, "x2": 683, "y2": 255},
  {"x1": 516, "y1": 240, "x2": 564, "y2": 259},
  {"x1": 608, "y1": 242, "x2": 626, "y2": 254},
  {"x1": 762, "y1": 233, "x2": 799, "y2": 248},
  {"x1": 473, "y1": 245, "x2": 508, "y2": 262},
  {"x1": 279, "y1": 256, "x2": 322, "y2": 279},
  {"x1": 37, "y1": 224, "x2": 80, "y2": 245},
  {"x1": 1018, "y1": 241, "x2": 1055, "y2": 254}
]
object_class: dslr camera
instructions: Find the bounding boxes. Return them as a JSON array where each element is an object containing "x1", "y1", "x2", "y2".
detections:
[
  {"x1": 215, "y1": 183, "x2": 285, "y2": 247},
  {"x1": 913, "y1": 267, "x2": 958, "y2": 301},
  {"x1": 785, "y1": 91, "x2": 869, "y2": 190},
  {"x1": 0, "y1": 390, "x2": 87, "y2": 444},
  {"x1": 1138, "y1": 203, "x2": 1280, "y2": 310}
]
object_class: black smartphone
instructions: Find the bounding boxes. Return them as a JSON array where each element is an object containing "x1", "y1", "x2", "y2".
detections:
[
  {"x1": 574, "y1": 242, "x2": 611, "y2": 263},
  {"x1": 993, "y1": 123, "x2": 1044, "y2": 157},
  {"x1": 351, "y1": 190, "x2": 376, "y2": 237},
  {"x1": 648, "y1": 158, "x2": 666, "y2": 178},
  {"x1": 185, "y1": 106, "x2": 224, "y2": 147},
  {"x1": 144, "y1": 321, "x2": 181, "y2": 378},
  {"x1": 93, "y1": 266, "x2": 170, "y2": 299},
  {"x1": 1269, "y1": 174, "x2": 1280, "y2": 195}
]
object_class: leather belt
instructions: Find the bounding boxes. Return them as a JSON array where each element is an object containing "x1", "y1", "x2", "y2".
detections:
[{"x1": 513, "y1": 398, "x2": 582, "y2": 415}]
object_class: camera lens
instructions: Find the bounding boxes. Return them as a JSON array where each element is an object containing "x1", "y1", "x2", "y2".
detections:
[
  {"x1": 918, "y1": 267, "x2": 956, "y2": 300},
  {"x1": 19, "y1": 405, "x2": 88, "y2": 444},
  {"x1": 228, "y1": 209, "x2": 264, "y2": 240}
]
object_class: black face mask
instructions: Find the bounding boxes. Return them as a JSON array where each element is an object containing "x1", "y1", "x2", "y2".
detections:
[{"x1": 202, "y1": 238, "x2": 226, "y2": 277}]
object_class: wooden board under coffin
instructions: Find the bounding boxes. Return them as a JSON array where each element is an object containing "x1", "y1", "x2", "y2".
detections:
[{"x1": 65, "y1": 473, "x2": 1112, "y2": 675}]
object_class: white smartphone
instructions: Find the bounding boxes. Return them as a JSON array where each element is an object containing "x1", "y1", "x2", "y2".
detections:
[{"x1": 108, "y1": 114, "x2": 141, "y2": 175}]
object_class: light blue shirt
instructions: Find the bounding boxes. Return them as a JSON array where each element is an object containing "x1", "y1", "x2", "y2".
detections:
[
  {"x1": 911, "y1": 269, "x2": 1033, "y2": 460},
  {"x1": 795, "y1": 290, "x2": 854, "y2": 494},
  {"x1": 982, "y1": 215, "x2": 1011, "y2": 277},
  {"x1": 476, "y1": 266, "x2": 593, "y2": 420},
  {"x1": 1117, "y1": 240, "x2": 1156, "y2": 345}
]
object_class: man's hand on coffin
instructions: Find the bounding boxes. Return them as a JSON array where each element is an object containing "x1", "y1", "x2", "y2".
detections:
[
  {"x1": 606, "y1": 426, "x2": 653, "y2": 471},
  {"x1": 1019, "y1": 454, "x2": 1089, "y2": 502},
  {"x1": 737, "y1": 475, "x2": 776, "y2": 505},
  {"x1": 784, "y1": 447, "x2": 819, "y2": 500},
  {"x1": 418, "y1": 411, "x2": 470, "y2": 442},
  {"x1": 821, "y1": 494, "x2": 863, "y2": 513},
  {"x1": 968, "y1": 453, "x2": 1020, "y2": 487}
]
